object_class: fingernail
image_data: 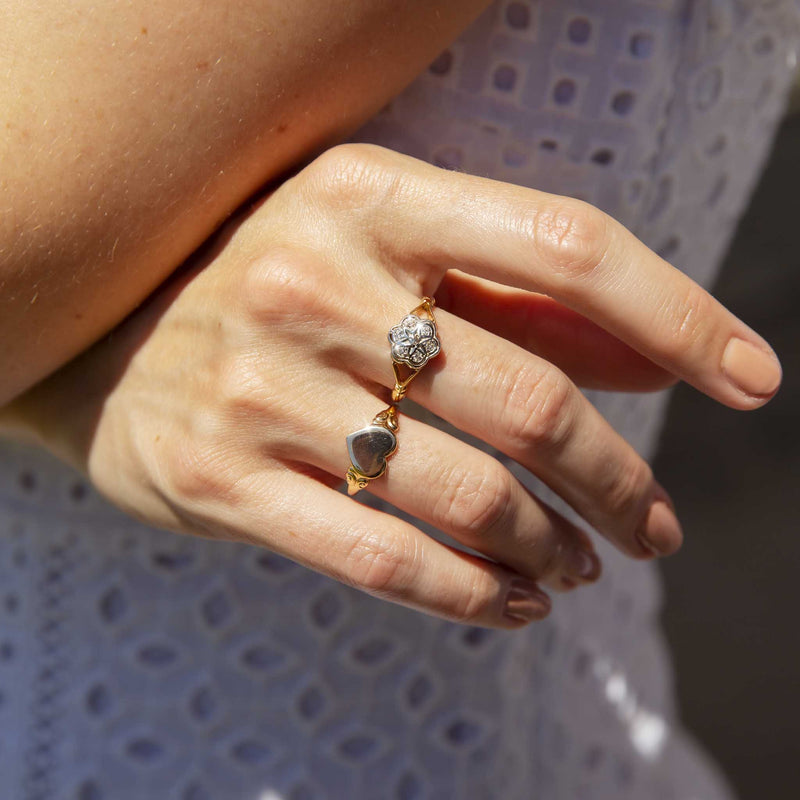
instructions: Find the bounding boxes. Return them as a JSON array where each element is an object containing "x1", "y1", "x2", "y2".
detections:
[
  {"x1": 721, "y1": 338, "x2": 782, "y2": 397},
  {"x1": 652, "y1": 481, "x2": 677, "y2": 514},
  {"x1": 635, "y1": 499, "x2": 683, "y2": 557},
  {"x1": 504, "y1": 579, "x2": 551, "y2": 623},
  {"x1": 568, "y1": 548, "x2": 602, "y2": 582}
]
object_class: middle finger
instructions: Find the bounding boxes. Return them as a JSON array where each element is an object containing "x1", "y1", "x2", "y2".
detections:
[{"x1": 358, "y1": 301, "x2": 683, "y2": 559}]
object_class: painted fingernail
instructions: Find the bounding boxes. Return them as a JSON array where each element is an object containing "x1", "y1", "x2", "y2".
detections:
[
  {"x1": 635, "y1": 499, "x2": 683, "y2": 557},
  {"x1": 721, "y1": 337, "x2": 782, "y2": 397},
  {"x1": 653, "y1": 481, "x2": 677, "y2": 514},
  {"x1": 504, "y1": 579, "x2": 551, "y2": 623},
  {"x1": 569, "y1": 548, "x2": 602, "y2": 582}
]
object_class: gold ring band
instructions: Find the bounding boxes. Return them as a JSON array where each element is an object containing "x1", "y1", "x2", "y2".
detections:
[{"x1": 345, "y1": 297, "x2": 440, "y2": 496}]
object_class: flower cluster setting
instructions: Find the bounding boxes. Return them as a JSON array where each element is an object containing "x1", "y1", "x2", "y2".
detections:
[{"x1": 388, "y1": 314, "x2": 441, "y2": 369}]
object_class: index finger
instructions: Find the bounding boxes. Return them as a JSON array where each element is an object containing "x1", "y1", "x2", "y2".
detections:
[{"x1": 308, "y1": 144, "x2": 782, "y2": 410}]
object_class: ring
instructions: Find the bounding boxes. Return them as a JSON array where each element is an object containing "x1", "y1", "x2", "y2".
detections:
[{"x1": 345, "y1": 297, "x2": 441, "y2": 495}]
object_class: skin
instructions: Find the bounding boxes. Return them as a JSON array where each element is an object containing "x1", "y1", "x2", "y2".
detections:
[
  {"x1": 0, "y1": 0, "x2": 490, "y2": 404},
  {"x1": 0, "y1": 144, "x2": 784, "y2": 627}
]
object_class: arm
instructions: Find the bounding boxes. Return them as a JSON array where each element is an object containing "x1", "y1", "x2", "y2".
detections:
[{"x1": 0, "y1": 0, "x2": 489, "y2": 404}]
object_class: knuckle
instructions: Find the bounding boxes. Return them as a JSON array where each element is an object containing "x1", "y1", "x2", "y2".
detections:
[
  {"x1": 602, "y1": 457, "x2": 654, "y2": 521},
  {"x1": 241, "y1": 249, "x2": 324, "y2": 323},
  {"x1": 300, "y1": 142, "x2": 401, "y2": 213},
  {"x1": 342, "y1": 528, "x2": 416, "y2": 598},
  {"x1": 658, "y1": 281, "x2": 716, "y2": 362},
  {"x1": 449, "y1": 574, "x2": 502, "y2": 624},
  {"x1": 524, "y1": 198, "x2": 610, "y2": 282},
  {"x1": 502, "y1": 367, "x2": 575, "y2": 453},
  {"x1": 162, "y1": 426, "x2": 237, "y2": 505},
  {"x1": 216, "y1": 353, "x2": 271, "y2": 421},
  {"x1": 437, "y1": 462, "x2": 516, "y2": 539},
  {"x1": 535, "y1": 538, "x2": 565, "y2": 582}
]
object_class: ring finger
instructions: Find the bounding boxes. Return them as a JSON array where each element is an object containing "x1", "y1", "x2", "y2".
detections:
[
  {"x1": 281, "y1": 386, "x2": 603, "y2": 593},
  {"x1": 351, "y1": 297, "x2": 682, "y2": 559}
]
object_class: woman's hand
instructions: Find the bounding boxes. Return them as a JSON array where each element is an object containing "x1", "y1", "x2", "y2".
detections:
[{"x1": 2, "y1": 144, "x2": 782, "y2": 628}]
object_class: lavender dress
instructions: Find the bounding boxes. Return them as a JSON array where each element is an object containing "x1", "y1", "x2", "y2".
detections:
[{"x1": 1, "y1": 1, "x2": 798, "y2": 798}]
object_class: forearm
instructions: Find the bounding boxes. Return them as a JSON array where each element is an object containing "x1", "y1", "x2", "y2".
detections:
[{"x1": 0, "y1": 0, "x2": 488, "y2": 405}]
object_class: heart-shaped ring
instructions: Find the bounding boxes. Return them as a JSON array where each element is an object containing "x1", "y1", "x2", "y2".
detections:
[
  {"x1": 347, "y1": 425, "x2": 397, "y2": 480},
  {"x1": 345, "y1": 407, "x2": 399, "y2": 495}
]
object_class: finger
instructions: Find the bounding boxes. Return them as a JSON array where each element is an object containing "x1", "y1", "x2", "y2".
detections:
[
  {"x1": 314, "y1": 145, "x2": 782, "y2": 410},
  {"x1": 289, "y1": 390, "x2": 603, "y2": 593},
  {"x1": 204, "y1": 467, "x2": 553, "y2": 629},
  {"x1": 436, "y1": 270, "x2": 678, "y2": 392},
  {"x1": 353, "y1": 301, "x2": 682, "y2": 559}
]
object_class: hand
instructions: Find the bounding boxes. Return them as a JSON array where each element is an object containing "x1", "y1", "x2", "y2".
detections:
[{"x1": 3, "y1": 144, "x2": 782, "y2": 628}]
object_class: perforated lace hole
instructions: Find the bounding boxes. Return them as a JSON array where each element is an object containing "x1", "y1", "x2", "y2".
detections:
[
  {"x1": 152, "y1": 551, "x2": 195, "y2": 572},
  {"x1": 189, "y1": 686, "x2": 216, "y2": 722},
  {"x1": 502, "y1": 146, "x2": 527, "y2": 167},
  {"x1": 505, "y1": 2, "x2": 530, "y2": 30},
  {"x1": 615, "y1": 758, "x2": 634, "y2": 787},
  {"x1": 567, "y1": 17, "x2": 592, "y2": 45},
  {"x1": 493, "y1": 64, "x2": 518, "y2": 91},
  {"x1": 338, "y1": 733, "x2": 379, "y2": 761},
  {"x1": 182, "y1": 784, "x2": 210, "y2": 800},
  {"x1": 695, "y1": 67, "x2": 723, "y2": 110},
  {"x1": 657, "y1": 235, "x2": 681, "y2": 261},
  {"x1": 76, "y1": 779, "x2": 103, "y2": 800},
  {"x1": 289, "y1": 784, "x2": 315, "y2": 800},
  {"x1": 590, "y1": 148, "x2": 615, "y2": 166},
  {"x1": 444, "y1": 718, "x2": 483, "y2": 747},
  {"x1": 18, "y1": 471, "x2": 36, "y2": 492},
  {"x1": 125, "y1": 737, "x2": 164, "y2": 762},
  {"x1": 85, "y1": 683, "x2": 112, "y2": 716},
  {"x1": 98, "y1": 586, "x2": 127, "y2": 624},
  {"x1": 201, "y1": 590, "x2": 233, "y2": 629},
  {"x1": 429, "y1": 50, "x2": 453, "y2": 75},
  {"x1": 396, "y1": 771, "x2": 424, "y2": 800},
  {"x1": 406, "y1": 673, "x2": 434, "y2": 710},
  {"x1": 611, "y1": 91, "x2": 635, "y2": 115},
  {"x1": 540, "y1": 139, "x2": 558, "y2": 151},
  {"x1": 137, "y1": 643, "x2": 178, "y2": 668},
  {"x1": 753, "y1": 35, "x2": 774, "y2": 55},
  {"x1": 584, "y1": 744, "x2": 604, "y2": 771},
  {"x1": 296, "y1": 686, "x2": 326, "y2": 721},
  {"x1": 69, "y1": 482, "x2": 88, "y2": 502},
  {"x1": 254, "y1": 551, "x2": 294, "y2": 576},
  {"x1": 351, "y1": 637, "x2": 395, "y2": 667},
  {"x1": 573, "y1": 648, "x2": 591, "y2": 678},
  {"x1": 553, "y1": 79, "x2": 577, "y2": 105},
  {"x1": 629, "y1": 32, "x2": 654, "y2": 58},
  {"x1": 309, "y1": 591, "x2": 342, "y2": 630},
  {"x1": 626, "y1": 180, "x2": 643, "y2": 203},
  {"x1": 706, "y1": 134, "x2": 727, "y2": 157},
  {"x1": 240, "y1": 643, "x2": 285, "y2": 672},
  {"x1": 461, "y1": 626, "x2": 493, "y2": 648},
  {"x1": 433, "y1": 147, "x2": 464, "y2": 170},
  {"x1": 230, "y1": 739, "x2": 272, "y2": 765}
]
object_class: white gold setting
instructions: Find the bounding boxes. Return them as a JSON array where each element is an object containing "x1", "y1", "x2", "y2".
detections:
[{"x1": 388, "y1": 314, "x2": 441, "y2": 369}]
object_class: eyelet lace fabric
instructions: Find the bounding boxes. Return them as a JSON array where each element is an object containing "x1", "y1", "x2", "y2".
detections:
[{"x1": 1, "y1": 2, "x2": 799, "y2": 798}]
